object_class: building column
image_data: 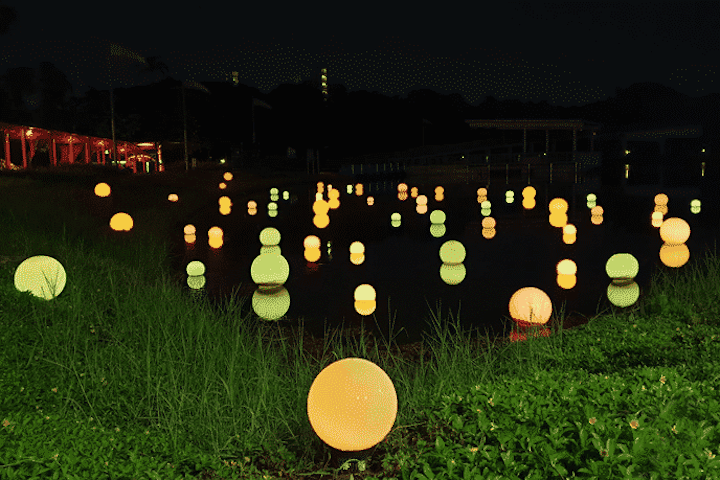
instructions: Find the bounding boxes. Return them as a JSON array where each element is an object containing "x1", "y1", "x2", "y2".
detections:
[
  {"x1": 659, "y1": 138, "x2": 666, "y2": 186},
  {"x1": 572, "y1": 128, "x2": 577, "y2": 163},
  {"x1": 523, "y1": 128, "x2": 527, "y2": 154},
  {"x1": 21, "y1": 129, "x2": 27, "y2": 169},
  {"x1": 3, "y1": 132, "x2": 10, "y2": 169},
  {"x1": 545, "y1": 130, "x2": 550, "y2": 154}
]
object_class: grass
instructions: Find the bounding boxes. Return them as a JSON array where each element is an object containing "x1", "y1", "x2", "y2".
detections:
[{"x1": 2, "y1": 168, "x2": 720, "y2": 479}]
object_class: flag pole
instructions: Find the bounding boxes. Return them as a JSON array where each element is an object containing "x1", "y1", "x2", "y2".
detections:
[
  {"x1": 107, "y1": 50, "x2": 118, "y2": 168},
  {"x1": 107, "y1": 43, "x2": 147, "y2": 170},
  {"x1": 182, "y1": 83, "x2": 189, "y2": 172},
  {"x1": 252, "y1": 97, "x2": 256, "y2": 145},
  {"x1": 110, "y1": 85, "x2": 117, "y2": 167}
]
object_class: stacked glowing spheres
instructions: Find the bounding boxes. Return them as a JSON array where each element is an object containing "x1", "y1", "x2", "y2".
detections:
[
  {"x1": 659, "y1": 217, "x2": 691, "y2": 268},
  {"x1": 605, "y1": 253, "x2": 640, "y2": 308}
]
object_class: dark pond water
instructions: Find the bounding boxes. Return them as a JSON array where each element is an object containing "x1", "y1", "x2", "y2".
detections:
[{"x1": 165, "y1": 173, "x2": 720, "y2": 347}]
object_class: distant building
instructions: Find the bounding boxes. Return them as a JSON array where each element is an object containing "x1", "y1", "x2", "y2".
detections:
[{"x1": 338, "y1": 118, "x2": 604, "y2": 187}]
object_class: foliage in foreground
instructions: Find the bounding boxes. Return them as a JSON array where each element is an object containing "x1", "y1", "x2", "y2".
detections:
[{"x1": 1, "y1": 176, "x2": 720, "y2": 479}]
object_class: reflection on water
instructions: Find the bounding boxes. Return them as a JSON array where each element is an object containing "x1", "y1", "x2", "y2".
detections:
[{"x1": 168, "y1": 177, "x2": 719, "y2": 347}]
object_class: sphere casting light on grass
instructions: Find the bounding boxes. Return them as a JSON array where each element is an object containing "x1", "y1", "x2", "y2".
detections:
[
  {"x1": 14, "y1": 255, "x2": 67, "y2": 300},
  {"x1": 307, "y1": 357, "x2": 397, "y2": 452},
  {"x1": 508, "y1": 287, "x2": 553, "y2": 328}
]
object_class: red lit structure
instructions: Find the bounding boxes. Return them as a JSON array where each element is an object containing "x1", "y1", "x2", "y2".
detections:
[{"x1": 0, "y1": 121, "x2": 163, "y2": 174}]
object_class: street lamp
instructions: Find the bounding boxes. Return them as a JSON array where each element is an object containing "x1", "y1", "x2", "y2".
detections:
[{"x1": 108, "y1": 43, "x2": 148, "y2": 168}]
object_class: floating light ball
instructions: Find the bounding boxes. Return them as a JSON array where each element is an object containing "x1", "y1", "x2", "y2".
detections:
[
  {"x1": 354, "y1": 284, "x2": 376, "y2": 315},
  {"x1": 186, "y1": 260, "x2": 205, "y2": 276},
  {"x1": 252, "y1": 286, "x2": 290, "y2": 321},
  {"x1": 556, "y1": 259, "x2": 577, "y2": 275},
  {"x1": 659, "y1": 243, "x2": 690, "y2": 268},
  {"x1": 654, "y1": 193, "x2": 669, "y2": 206},
  {"x1": 208, "y1": 226, "x2": 224, "y2": 239},
  {"x1": 429, "y1": 210, "x2": 446, "y2": 224},
  {"x1": 94, "y1": 183, "x2": 111, "y2": 197},
  {"x1": 250, "y1": 253, "x2": 290, "y2": 286},
  {"x1": 259, "y1": 227, "x2": 281, "y2": 246},
  {"x1": 659, "y1": 217, "x2": 690, "y2": 246},
  {"x1": 605, "y1": 253, "x2": 639, "y2": 279},
  {"x1": 349, "y1": 241, "x2": 365, "y2": 254},
  {"x1": 304, "y1": 235, "x2": 321, "y2": 249},
  {"x1": 605, "y1": 253, "x2": 640, "y2": 308},
  {"x1": 439, "y1": 240, "x2": 466, "y2": 264},
  {"x1": 109, "y1": 212, "x2": 133, "y2": 231}
]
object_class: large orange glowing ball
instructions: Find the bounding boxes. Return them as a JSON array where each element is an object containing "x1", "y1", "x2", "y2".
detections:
[
  {"x1": 508, "y1": 287, "x2": 553, "y2": 327},
  {"x1": 307, "y1": 357, "x2": 397, "y2": 452},
  {"x1": 14, "y1": 255, "x2": 67, "y2": 300}
]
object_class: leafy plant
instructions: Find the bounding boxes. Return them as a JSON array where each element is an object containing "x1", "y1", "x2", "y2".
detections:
[
  {"x1": 645, "y1": 292, "x2": 698, "y2": 320},
  {"x1": 3, "y1": 174, "x2": 720, "y2": 479}
]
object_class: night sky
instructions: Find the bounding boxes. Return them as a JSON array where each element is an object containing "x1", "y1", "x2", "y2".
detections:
[{"x1": 0, "y1": 1, "x2": 718, "y2": 107}]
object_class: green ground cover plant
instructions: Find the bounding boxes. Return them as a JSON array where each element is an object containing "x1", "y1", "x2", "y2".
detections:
[{"x1": 1, "y1": 173, "x2": 720, "y2": 479}]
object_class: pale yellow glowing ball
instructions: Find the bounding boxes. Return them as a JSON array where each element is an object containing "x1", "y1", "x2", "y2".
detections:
[
  {"x1": 14, "y1": 255, "x2": 67, "y2": 300},
  {"x1": 307, "y1": 357, "x2": 397, "y2": 452}
]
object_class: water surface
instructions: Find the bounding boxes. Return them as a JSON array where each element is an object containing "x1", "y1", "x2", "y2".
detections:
[{"x1": 167, "y1": 175, "x2": 720, "y2": 346}]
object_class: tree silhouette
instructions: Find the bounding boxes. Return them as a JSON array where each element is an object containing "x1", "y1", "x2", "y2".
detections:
[
  {"x1": 0, "y1": 67, "x2": 39, "y2": 125},
  {"x1": 135, "y1": 56, "x2": 170, "y2": 83},
  {"x1": 0, "y1": 3, "x2": 18, "y2": 35},
  {"x1": 37, "y1": 62, "x2": 76, "y2": 132},
  {"x1": 129, "y1": 55, "x2": 172, "y2": 138}
]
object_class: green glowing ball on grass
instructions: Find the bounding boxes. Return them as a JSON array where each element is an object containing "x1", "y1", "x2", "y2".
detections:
[
  {"x1": 307, "y1": 357, "x2": 397, "y2": 452},
  {"x1": 14, "y1": 255, "x2": 67, "y2": 300}
]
